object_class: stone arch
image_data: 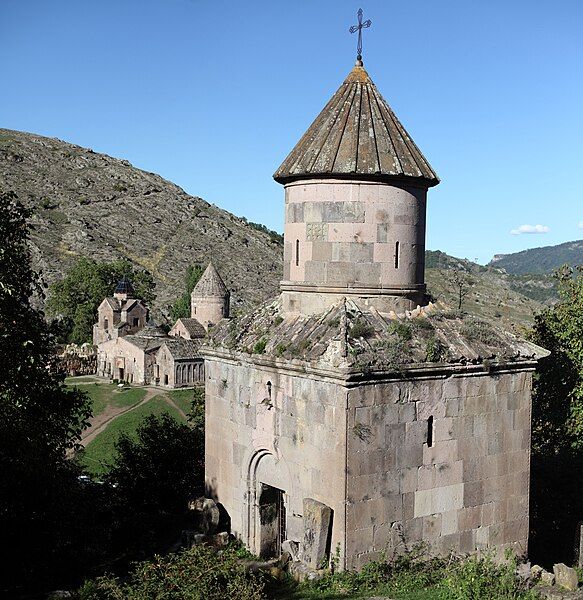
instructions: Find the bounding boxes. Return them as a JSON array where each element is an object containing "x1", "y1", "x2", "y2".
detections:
[
  {"x1": 244, "y1": 449, "x2": 293, "y2": 556},
  {"x1": 187, "y1": 363, "x2": 192, "y2": 384}
]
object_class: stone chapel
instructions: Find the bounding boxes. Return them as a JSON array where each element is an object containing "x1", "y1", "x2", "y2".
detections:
[
  {"x1": 94, "y1": 264, "x2": 230, "y2": 388},
  {"x1": 203, "y1": 57, "x2": 548, "y2": 570}
]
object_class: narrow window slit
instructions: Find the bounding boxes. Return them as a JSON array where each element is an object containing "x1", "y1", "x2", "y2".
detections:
[
  {"x1": 427, "y1": 415, "x2": 434, "y2": 447},
  {"x1": 295, "y1": 239, "x2": 300, "y2": 267},
  {"x1": 395, "y1": 241, "x2": 400, "y2": 269}
]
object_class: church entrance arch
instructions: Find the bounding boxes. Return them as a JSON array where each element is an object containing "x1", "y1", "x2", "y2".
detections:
[{"x1": 246, "y1": 450, "x2": 290, "y2": 558}]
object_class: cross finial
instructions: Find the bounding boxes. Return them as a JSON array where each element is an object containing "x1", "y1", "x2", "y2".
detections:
[{"x1": 349, "y1": 8, "x2": 372, "y2": 65}]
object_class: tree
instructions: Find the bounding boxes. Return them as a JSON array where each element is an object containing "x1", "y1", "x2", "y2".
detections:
[
  {"x1": 439, "y1": 269, "x2": 476, "y2": 311},
  {"x1": 47, "y1": 257, "x2": 156, "y2": 344},
  {"x1": 106, "y1": 412, "x2": 204, "y2": 514},
  {"x1": 529, "y1": 265, "x2": 583, "y2": 454},
  {"x1": 0, "y1": 190, "x2": 95, "y2": 592},
  {"x1": 169, "y1": 264, "x2": 204, "y2": 321},
  {"x1": 528, "y1": 265, "x2": 583, "y2": 565}
]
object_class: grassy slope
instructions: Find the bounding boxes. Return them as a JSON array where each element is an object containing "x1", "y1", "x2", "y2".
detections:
[
  {"x1": 68, "y1": 381, "x2": 147, "y2": 417},
  {"x1": 80, "y1": 392, "x2": 186, "y2": 475},
  {"x1": 167, "y1": 388, "x2": 197, "y2": 415}
]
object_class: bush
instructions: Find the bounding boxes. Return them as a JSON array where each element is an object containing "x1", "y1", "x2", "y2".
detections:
[
  {"x1": 388, "y1": 320, "x2": 413, "y2": 340},
  {"x1": 349, "y1": 319, "x2": 375, "y2": 340},
  {"x1": 443, "y1": 552, "x2": 537, "y2": 600},
  {"x1": 253, "y1": 337, "x2": 267, "y2": 354},
  {"x1": 78, "y1": 545, "x2": 265, "y2": 600}
]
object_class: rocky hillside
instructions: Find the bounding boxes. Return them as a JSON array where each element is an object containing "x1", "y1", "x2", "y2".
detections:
[
  {"x1": 489, "y1": 239, "x2": 583, "y2": 275},
  {"x1": 0, "y1": 129, "x2": 283, "y2": 317}
]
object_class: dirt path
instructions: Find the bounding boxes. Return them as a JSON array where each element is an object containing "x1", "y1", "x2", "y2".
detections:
[{"x1": 80, "y1": 387, "x2": 159, "y2": 447}]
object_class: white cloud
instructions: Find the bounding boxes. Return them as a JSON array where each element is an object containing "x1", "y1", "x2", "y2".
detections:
[{"x1": 510, "y1": 224, "x2": 550, "y2": 235}]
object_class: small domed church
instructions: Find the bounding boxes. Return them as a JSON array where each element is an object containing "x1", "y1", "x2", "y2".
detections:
[
  {"x1": 94, "y1": 263, "x2": 229, "y2": 388},
  {"x1": 203, "y1": 53, "x2": 548, "y2": 571}
]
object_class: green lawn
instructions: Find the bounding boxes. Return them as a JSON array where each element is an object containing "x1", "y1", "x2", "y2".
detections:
[
  {"x1": 68, "y1": 381, "x2": 147, "y2": 418},
  {"x1": 65, "y1": 375, "x2": 101, "y2": 385},
  {"x1": 81, "y1": 395, "x2": 186, "y2": 476},
  {"x1": 166, "y1": 388, "x2": 197, "y2": 415}
]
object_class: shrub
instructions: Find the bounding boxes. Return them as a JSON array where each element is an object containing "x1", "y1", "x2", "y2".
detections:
[
  {"x1": 253, "y1": 337, "x2": 267, "y2": 354},
  {"x1": 388, "y1": 321, "x2": 413, "y2": 340},
  {"x1": 426, "y1": 337, "x2": 448, "y2": 362},
  {"x1": 349, "y1": 319, "x2": 375, "y2": 340},
  {"x1": 78, "y1": 544, "x2": 265, "y2": 600},
  {"x1": 461, "y1": 318, "x2": 500, "y2": 346},
  {"x1": 443, "y1": 552, "x2": 537, "y2": 600}
]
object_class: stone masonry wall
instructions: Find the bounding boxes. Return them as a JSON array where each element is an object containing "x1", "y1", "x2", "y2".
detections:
[
  {"x1": 283, "y1": 179, "x2": 427, "y2": 291},
  {"x1": 345, "y1": 370, "x2": 533, "y2": 569},
  {"x1": 204, "y1": 356, "x2": 348, "y2": 560},
  {"x1": 96, "y1": 338, "x2": 148, "y2": 384}
]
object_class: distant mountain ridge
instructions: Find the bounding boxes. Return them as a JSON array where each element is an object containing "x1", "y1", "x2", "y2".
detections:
[{"x1": 488, "y1": 240, "x2": 583, "y2": 275}]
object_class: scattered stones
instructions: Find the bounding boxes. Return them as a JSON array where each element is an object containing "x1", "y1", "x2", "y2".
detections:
[
  {"x1": 288, "y1": 560, "x2": 326, "y2": 583},
  {"x1": 214, "y1": 531, "x2": 230, "y2": 547},
  {"x1": 301, "y1": 498, "x2": 332, "y2": 569},
  {"x1": 282, "y1": 539, "x2": 300, "y2": 562},
  {"x1": 516, "y1": 561, "x2": 531, "y2": 581},
  {"x1": 47, "y1": 592, "x2": 73, "y2": 599},
  {"x1": 188, "y1": 497, "x2": 220, "y2": 535},
  {"x1": 541, "y1": 570, "x2": 556, "y2": 586},
  {"x1": 531, "y1": 564, "x2": 544, "y2": 580},
  {"x1": 553, "y1": 563, "x2": 579, "y2": 592}
]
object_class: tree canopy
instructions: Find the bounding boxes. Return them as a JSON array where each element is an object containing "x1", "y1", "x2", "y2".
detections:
[
  {"x1": 169, "y1": 264, "x2": 204, "y2": 322},
  {"x1": 0, "y1": 190, "x2": 94, "y2": 592},
  {"x1": 47, "y1": 257, "x2": 156, "y2": 344},
  {"x1": 529, "y1": 265, "x2": 583, "y2": 454}
]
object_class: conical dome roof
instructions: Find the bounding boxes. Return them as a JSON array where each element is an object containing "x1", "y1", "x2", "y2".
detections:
[
  {"x1": 114, "y1": 275, "x2": 134, "y2": 296},
  {"x1": 274, "y1": 63, "x2": 439, "y2": 187},
  {"x1": 192, "y1": 263, "x2": 229, "y2": 298}
]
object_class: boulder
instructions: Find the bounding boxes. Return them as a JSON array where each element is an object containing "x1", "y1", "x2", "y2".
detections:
[
  {"x1": 531, "y1": 564, "x2": 544, "y2": 581},
  {"x1": 214, "y1": 531, "x2": 230, "y2": 547},
  {"x1": 282, "y1": 539, "x2": 300, "y2": 562},
  {"x1": 553, "y1": 563, "x2": 578, "y2": 592},
  {"x1": 188, "y1": 497, "x2": 220, "y2": 534},
  {"x1": 541, "y1": 570, "x2": 556, "y2": 586},
  {"x1": 301, "y1": 498, "x2": 332, "y2": 569}
]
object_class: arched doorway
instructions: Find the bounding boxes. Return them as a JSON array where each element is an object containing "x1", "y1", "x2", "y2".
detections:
[{"x1": 246, "y1": 451, "x2": 290, "y2": 558}]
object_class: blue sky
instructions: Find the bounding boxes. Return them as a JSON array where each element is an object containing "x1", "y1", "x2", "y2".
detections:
[{"x1": 1, "y1": 0, "x2": 582, "y2": 264}]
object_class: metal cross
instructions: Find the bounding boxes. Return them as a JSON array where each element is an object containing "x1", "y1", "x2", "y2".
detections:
[{"x1": 349, "y1": 8, "x2": 372, "y2": 61}]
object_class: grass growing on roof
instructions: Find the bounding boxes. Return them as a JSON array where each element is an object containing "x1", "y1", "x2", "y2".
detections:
[{"x1": 81, "y1": 395, "x2": 186, "y2": 476}]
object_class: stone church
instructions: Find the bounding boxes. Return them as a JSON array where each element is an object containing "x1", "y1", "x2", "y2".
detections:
[
  {"x1": 203, "y1": 59, "x2": 548, "y2": 569},
  {"x1": 95, "y1": 263, "x2": 229, "y2": 388}
]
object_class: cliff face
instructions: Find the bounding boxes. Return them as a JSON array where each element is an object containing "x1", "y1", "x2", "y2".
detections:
[{"x1": 0, "y1": 129, "x2": 283, "y2": 316}]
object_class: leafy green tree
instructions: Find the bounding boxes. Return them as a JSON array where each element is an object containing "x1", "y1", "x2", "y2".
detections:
[
  {"x1": 169, "y1": 264, "x2": 204, "y2": 321},
  {"x1": 0, "y1": 190, "x2": 94, "y2": 592},
  {"x1": 528, "y1": 265, "x2": 583, "y2": 565},
  {"x1": 106, "y1": 412, "x2": 204, "y2": 514},
  {"x1": 529, "y1": 265, "x2": 583, "y2": 454},
  {"x1": 47, "y1": 257, "x2": 156, "y2": 344}
]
